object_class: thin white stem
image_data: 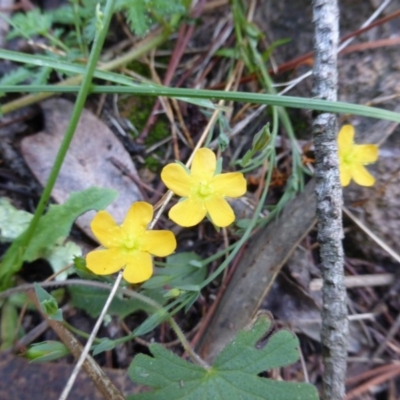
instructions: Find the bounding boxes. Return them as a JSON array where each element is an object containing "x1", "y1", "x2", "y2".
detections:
[
  {"x1": 149, "y1": 191, "x2": 174, "y2": 229},
  {"x1": 58, "y1": 271, "x2": 124, "y2": 400}
]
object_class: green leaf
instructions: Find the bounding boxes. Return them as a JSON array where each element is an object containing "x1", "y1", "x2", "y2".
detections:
[
  {"x1": 0, "y1": 187, "x2": 117, "y2": 289},
  {"x1": 32, "y1": 66, "x2": 53, "y2": 86},
  {"x1": 34, "y1": 284, "x2": 63, "y2": 321},
  {"x1": 0, "y1": 198, "x2": 33, "y2": 242},
  {"x1": 144, "y1": 252, "x2": 207, "y2": 290},
  {"x1": 7, "y1": 9, "x2": 53, "y2": 39},
  {"x1": 2, "y1": 48, "x2": 400, "y2": 123},
  {"x1": 73, "y1": 255, "x2": 112, "y2": 282},
  {"x1": 69, "y1": 286, "x2": 163, "y2": 319},
  {"x1": 24, "y1": 187, "x2": 117, "y2": 262},
  {"x1": 0, "y1": 198, "x2": 81, "y2": 280},
  {"x1": 240, "y1": 150, "x2": 254, "y2": 167},
  {"x1": 0, "y1": 301, "x2": 21, "y2": 350},
  {"x1": 123, "y1": 0, "x2": 148, "y2": 36},
  {"x1": 92, "y1": 338, "x2": 116, "y2": 356},
  {"x1": 133, "y1": 308, "x2": 170, "y2": 337},
  {"x1": 45, "y1": 240, "x2": 82, "y2": 281},
  {"x1": 214, "y1": 157, "x2": 223, "y2": 175},
  {"x1": 0, "y1": 67, "x2": 32, "y2": 88},
  {"x1": 218, "y1": 132, "x2": 230, "y2": 152},
  {"x1": 177, "y1": 97, "x2": 217, "y2": 109},
  {"x1": 261, "y1": 38, "x2": 291, "y2": 63},
  {"x1": 26, "y1": 341, "x2": 69, "y2": 362},
  {"x1": 252, "y1": 123, "x2": 271, "y2": 152},
  {"x1": 215, "y1": 48, "x2": 240, "y2": 60},
  {"x1": 128, "y1": 313, "x2": 318, "y2": 400},
  {"x1": 116, "y1": 0, "x2": 186, "y2": 36}
]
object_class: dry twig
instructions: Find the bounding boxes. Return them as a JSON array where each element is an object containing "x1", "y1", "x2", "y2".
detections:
[{"x1": 312, "y1": 1, "x2": 348, "y2": 399}]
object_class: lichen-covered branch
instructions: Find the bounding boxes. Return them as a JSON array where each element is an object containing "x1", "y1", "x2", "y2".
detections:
[{"x1": 312, "y1": 1, "x2": 348, "y2": 399}]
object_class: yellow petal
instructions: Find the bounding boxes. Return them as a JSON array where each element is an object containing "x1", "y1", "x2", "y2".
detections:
[
  {"x1": 191, "y1": 148, "x2": 216, "y2": 179},
  {"x1": 142, "y1": 230, "x2": 176, "y2": 257},
  {"x1": 122, "y1": 202, "x2": 153, "y2": 234},
  {"x1": 169, "y1": 198, "x2": 207, "y2": 227},
  {"x1": 338, "y1": 125, "x2": 355, "y2": 151},
  {"x1": 352, "y1": 165, "x2": 375, "y2": 186},
  {"x1": 352, "y1": 144, "x2": 378, "y2": 164},
  {"x1": 86, "y1": 248, "x2": 125, "y2": 275},
  {"x1": 205, "y1": 196, "x2": 235, "y2": 227},
  {"x1": 123, "y1": 251, "x2": 153, "y2": 283},
  {"x1": 212, "y1": 172, "x2": 247, "y2": 198},
  {"x1": 161, "y1": 164, "x2": 193, "y2": 196},
  {"x1": 339, "y1": 165, "x2": 352, "y2": 187},
  {"x1": 91, "y1": 211, "x2": 124, "y2": 248}
]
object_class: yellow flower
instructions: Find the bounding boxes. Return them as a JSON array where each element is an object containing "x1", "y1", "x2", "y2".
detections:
[
  {"x1": 161, "y1": 148, "x2": 247, "y2": 227},
  {"x1": 338, "y1": 125, "x2": 378, "y2": 187},
  {"x1": 86, "y1": 202, "x2": 176, "y2": 283}
]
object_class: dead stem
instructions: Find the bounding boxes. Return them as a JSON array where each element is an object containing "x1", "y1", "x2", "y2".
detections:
[{"x1": 312, "y1": 1, "x2": 348, "y2": 399}]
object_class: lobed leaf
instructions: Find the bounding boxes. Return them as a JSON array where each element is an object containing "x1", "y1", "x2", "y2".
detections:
[{"x1": 128, "y1": 313, "x2": 318, "y2": 399}]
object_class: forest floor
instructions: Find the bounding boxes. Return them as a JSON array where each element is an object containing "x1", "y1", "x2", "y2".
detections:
[{"x1": 1, "y1": 0, "x2": 400, "y2": 399}]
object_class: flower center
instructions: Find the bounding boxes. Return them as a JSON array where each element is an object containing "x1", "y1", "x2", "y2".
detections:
[
  {"x1": 122, "y1": 234, "x2": 142, "y2": 252},
  {"x1": 194, "y1": 181, "x2": 214, "y2": 200},
  {"x1": 340, "y1": 148, "x2": 355, "y2": 167}
]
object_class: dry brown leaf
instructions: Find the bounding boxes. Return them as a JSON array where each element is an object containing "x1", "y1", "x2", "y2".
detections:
[{"x1": 20, "y1": 99, "x2": 143, "y2": 240}]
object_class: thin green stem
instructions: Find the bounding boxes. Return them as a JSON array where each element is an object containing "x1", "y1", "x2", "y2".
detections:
[
  {"x1": 2, "y1": 84, "x2": 400, "y2": 122},
  {"x1": 169, "y1": 317, "x2": 210, "y2": 369},
  {"x1": 200, "y1": 109, "x2": 279, "y2": 289},
  {"x1": 71, "y1": 0, "x2": 87, "y2": 56},
  {"x1": 63, "y1": 321, "x2": 102, "y2": 343},
  {"x1": 43, "y1": 32, "x2": 70, "y2": 53},
  {"x1": 0, "y1": 31, "x2": 169, "y2": 114}
]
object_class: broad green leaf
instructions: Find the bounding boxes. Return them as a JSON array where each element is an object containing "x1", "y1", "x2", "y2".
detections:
[
  {"x1": 0, "y1": 198, "x2": 81, "y2": 280},
  {"x1": 24, "y1": 187, "x2": 117, "y2": 262},
  {"x1": 128, "y1": 313, "x2": 318, "y2": 400},
  {"x1": 0, "y1": 187, "x2": 117, "y2": 289},
  {"x1": 69, "y1": 286, "x2": 164, "y2": 319}
]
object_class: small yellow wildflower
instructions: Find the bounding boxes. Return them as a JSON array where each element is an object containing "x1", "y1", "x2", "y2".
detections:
[
  {"x1": 86, "y1": 202, "x2": 176, "y2": 283},
  {"x1": 338, "y1": 125, "x2": 378, "y2": 187},
  {"x1": 161, "y1": 148, "x2": 247, "y2": 227}
]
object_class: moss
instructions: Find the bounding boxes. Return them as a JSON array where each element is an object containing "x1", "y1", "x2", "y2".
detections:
[
  {"x1": 118, "y1": 60, "x2": 171, "y2": 172},
  {"x1": 119, "y1": 94, "x2": 169, "y2": 142},
  {"x1": 144, "y1": 155, "x2": 161, "y2": 172}
]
